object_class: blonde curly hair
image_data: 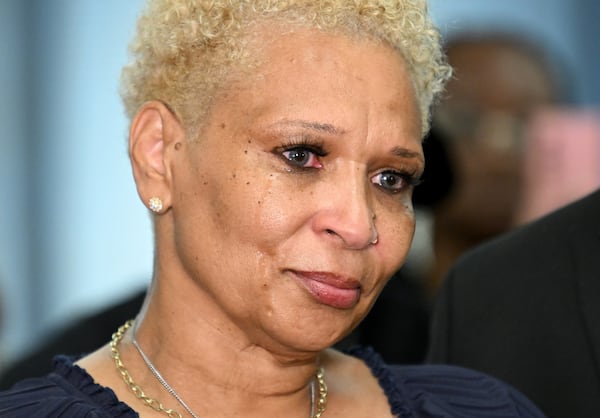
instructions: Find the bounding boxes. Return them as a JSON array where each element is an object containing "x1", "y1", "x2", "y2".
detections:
[{"x1": 121, "y1": 0, "x2": 451, "y2": 137}]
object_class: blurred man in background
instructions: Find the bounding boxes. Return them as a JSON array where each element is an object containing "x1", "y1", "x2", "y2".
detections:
[
  {"x1": 428, "y1": 32, "x2": 600, "y2": 418},
  {"x1": 426, "y1": 33, "x2": 565, "y2": 296}
]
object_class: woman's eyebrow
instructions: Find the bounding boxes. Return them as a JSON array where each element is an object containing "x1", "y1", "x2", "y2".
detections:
[
  {"x1": 269, "y1": 120, "x2": 423, "y2": 161},
  {"x1": 269, "y1": 119, "x2": 346, "y2": 135},
  {"x1": 390, "y1": 146, "x2": 424, "y2": 163}
]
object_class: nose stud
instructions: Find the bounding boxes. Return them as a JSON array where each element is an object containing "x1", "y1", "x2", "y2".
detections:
[{"x1": 369, "y1": 230, "x2": 378, "y2": 245}]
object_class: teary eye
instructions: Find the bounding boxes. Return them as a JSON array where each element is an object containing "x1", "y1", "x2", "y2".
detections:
[
  {"x1": 280, "y1": 145, "x2": 325, "y2": 169},
  {"x1": 282, "y1": 148, "x2": 318, "y2": 167},
  {"x1": 371, "y1": 170, "x2": 421, "y2": 193}
]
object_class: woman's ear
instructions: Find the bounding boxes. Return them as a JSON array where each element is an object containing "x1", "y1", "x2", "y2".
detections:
[{"x1": 129, "y1": 101, "x2": 184, "y2": 214}]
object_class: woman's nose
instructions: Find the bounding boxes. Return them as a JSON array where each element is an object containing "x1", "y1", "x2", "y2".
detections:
[{"x1": 313, "y1": 173, "x2": 377, "y2": 250}]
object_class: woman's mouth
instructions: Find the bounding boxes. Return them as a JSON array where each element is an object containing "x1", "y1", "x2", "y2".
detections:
[{"x1": 288, "y1": 270, "x2": 361, "y2": 309}]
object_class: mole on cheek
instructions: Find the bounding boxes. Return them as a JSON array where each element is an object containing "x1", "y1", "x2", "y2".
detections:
[
  {"x1": 174, "y1": 142, "x2": 182, "y2": 150},
  {"x1": 220, "y1": 123, "x2": 226, "y2": 129}
]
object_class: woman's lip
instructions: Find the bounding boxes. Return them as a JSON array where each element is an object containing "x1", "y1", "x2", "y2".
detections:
[{"x1": 288, "y1": 270, "x2": 361, "y2": 309}]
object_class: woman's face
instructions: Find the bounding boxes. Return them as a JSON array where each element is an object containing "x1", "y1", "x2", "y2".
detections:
[{"x1": 167, "y1": 28, "x2": 422, "y2": 352}]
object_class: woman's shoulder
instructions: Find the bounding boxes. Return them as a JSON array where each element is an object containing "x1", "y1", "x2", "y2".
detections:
[
  {"x1": 347, "y1": 346, "x2": 546, "y2": 418},
  {"x1": 0, "y1": 355, "x2": 136, "y2": 418}
]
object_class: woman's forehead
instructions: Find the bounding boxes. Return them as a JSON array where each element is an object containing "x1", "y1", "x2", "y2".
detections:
[{"x1": 209, "y1": 30, "x2": 420, "y2": 138}]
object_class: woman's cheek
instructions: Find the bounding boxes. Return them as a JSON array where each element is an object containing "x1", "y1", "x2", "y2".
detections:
[
  {"x1": 382, "y1": 217, "x2": 415, "y2": 267},
  {"x1": 233, "y1": 180, "x2": 299, "y2": 246}
]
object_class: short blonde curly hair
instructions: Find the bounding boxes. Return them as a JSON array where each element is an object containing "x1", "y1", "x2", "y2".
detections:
[{"x1": 121, "y1": 0, "x2": 451, "y2": 137}]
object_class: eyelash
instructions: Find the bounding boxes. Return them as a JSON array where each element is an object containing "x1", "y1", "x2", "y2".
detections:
[
  {"x1": 275, "y1": 139, "x2": 422, "y2": 193},
  {"x1": 371, "y1": 169, "x2": 422, "y2": 194},
  {"x1": 276, "y1": 138, "x2": 327, "y2": 170}
]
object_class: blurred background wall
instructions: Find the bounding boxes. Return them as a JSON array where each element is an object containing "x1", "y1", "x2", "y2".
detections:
[
  {"x1": 0, "y1": 0, "x2": 150, "y2": 365},
  {"x1": 1, "y1": 0, "x2": 599, "y2": 366}
]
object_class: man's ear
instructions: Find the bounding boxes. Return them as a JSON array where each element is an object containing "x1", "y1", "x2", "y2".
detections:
[{"x1": 129, "y1": 101, "x2": 184, "y2": 214}]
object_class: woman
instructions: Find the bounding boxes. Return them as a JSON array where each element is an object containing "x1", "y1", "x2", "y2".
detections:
[{"x1": 0, "y1": 1, "x2": 545, "y2": 417}]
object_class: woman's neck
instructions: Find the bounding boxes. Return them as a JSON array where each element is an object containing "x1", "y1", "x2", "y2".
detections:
[{"x1": 127, "y1": 275, "x2": 323, "y2": 417}]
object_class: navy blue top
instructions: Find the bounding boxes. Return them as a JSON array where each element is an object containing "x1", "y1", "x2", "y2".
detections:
[{"x1": 0, "y1": 347, "x2": 545, "y2": 417}]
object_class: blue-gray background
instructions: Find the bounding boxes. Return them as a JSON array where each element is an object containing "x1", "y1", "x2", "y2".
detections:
[{"x1": 1, "y1": 0, "x2": 599, "y2": 364}]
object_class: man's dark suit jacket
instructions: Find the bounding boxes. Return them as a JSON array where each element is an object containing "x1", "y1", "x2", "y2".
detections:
[{"x1": 428, "y1": 188, "x2": 600, "y2": 418}]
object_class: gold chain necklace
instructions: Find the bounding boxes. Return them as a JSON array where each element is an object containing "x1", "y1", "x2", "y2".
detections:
[{"x1": 110, "y1": 320, "x2": 328, "y2": 418}]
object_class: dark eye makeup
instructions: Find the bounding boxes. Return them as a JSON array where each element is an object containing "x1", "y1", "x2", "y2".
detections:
[
  {"x1": 371, "y1": 169, "x2": 422, "y2": 194},
  {"x1": 274, "y1": 137, "x2": 327, "y2": 169},
  {"x1": 272, "y1": 136, "x2": 422, "y2": 194}
]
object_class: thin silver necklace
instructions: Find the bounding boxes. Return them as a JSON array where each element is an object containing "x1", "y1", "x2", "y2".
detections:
[
  {"x1": 131, "y1": 330, "x2": 319, "y2": 418},
  {"x1": 131, "y1": 334, "x2": 200, "y2": 418}
]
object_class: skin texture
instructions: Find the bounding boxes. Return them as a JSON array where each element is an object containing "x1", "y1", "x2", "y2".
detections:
[{"x1": 79, "y1": 27, "x2": 421, "y2": 418}]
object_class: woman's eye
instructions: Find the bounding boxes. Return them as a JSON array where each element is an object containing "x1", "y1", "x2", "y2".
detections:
[
  {"x1": 371, "y1": 171, "x2": 410, "y2": 193},
  {"x1": 281, "y1": 147, "x2": 323, "y2": 168}
]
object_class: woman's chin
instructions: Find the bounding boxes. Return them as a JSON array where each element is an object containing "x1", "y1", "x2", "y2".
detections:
[{"x1": 261, "y1": 318, "x2": 357, "y2": 354}]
